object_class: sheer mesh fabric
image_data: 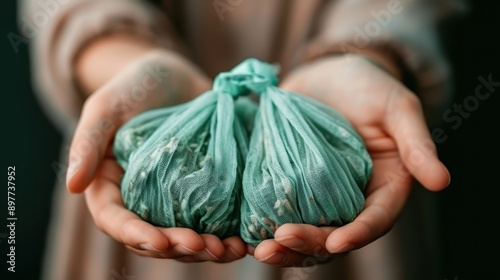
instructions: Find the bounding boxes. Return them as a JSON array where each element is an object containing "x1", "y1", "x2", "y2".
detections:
[{"x1": 114, "y1": 58, "x2": 372, "y2": 244}]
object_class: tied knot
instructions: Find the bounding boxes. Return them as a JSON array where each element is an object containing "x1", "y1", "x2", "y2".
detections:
[{"x1": 213, "y1": 58, "x2": 279, "y2": 97}]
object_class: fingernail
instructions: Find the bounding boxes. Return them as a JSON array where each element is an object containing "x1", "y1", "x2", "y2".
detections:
[
  {"x1": 175, "y1": 244, "x2": 198, "y2": 254},
  {"x1": 139, "y1": 243, "x2": 165, "y2": 252},
  {"x1": 259, "y1": 251, "x2": 286, "y2": 265},
  {"x1": 66, "y1": 165, "x2": 77, "y2": 187},
  {"x1": 259, "y1": 251, "x2": 276, "y2": 262},
  {"x1": 329, "y1": 243, "x2": 354, "y2": 253},
  {"x1": 228, "y1": 246, "x2": 244, "y2": 258},
  {"x1": 203, "y1": 248, "x2": 220, "y2": 260},
  {"x1": 221, "y1": 246, "x2": 244, "y2": 261},
  {"x1": 276, "y1": 235, "x2": 305, "y2": 250}
]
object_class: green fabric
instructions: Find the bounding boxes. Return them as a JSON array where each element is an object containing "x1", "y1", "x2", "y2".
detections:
[{"x1": 114, "y1": 58, "x2": 372, "y2": 244}]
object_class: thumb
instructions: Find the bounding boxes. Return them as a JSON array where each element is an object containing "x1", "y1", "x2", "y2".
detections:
[
  {"x1": 384, "y1": 89, "x2": 450, "y2": 191},
  {"x1": 66, "y1": 95, "x2": 119, "y2": 193}
]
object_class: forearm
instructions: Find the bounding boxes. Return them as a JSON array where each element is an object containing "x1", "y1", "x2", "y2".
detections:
[
  {"x1": 305, "y1": 0, "x2": 466, "y2": 94},
  {"x1": 75, "y1": 34, "x2": 162, "y2": 96},
  {"x1": 74, "y1": 33, "x2": 212, "y2": 102},
  {"x1": 348, "y1": 49, "x2": 402, "y2": 81},
  {"x1": 20, "y1": 0, "x2": 211, "y2": 134}
]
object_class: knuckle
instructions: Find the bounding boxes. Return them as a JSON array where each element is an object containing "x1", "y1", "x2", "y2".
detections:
[
  {"x1": 120, "y1": 218, "x2": 143, "y2": 244},
  {"x1": 82, "y1": 93, "x2": 102, "y2": 113},
  {"x1": 93, "y1": 202, "x2": 111, "y2": 233},
  {"x1": 125, "y1": 245, "x2": 153, "y2": 257},
  {"x1": 93, "y1": 209, "x2": 106, "y2": 232},
  {"x1": 81, "y1": 91, "x2": 113, "y2": 120},
  {"x1": 400, "y1": 93, "x2": 422, "y2": 112},
  {"x1": 93, "y1": 214, "x2": 105, "y2": 232}
]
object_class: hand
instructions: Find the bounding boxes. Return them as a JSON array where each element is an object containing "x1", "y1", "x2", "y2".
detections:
[
  {"x1": 67, "y1": 49, "x2": 246, "y2": 262},
  {"x1": 251, "y1": 54, "x2": 450, "y2": 266}
]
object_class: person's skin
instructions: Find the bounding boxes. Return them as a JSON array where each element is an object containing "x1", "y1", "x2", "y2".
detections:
[
  {"x1": 68, "y1": 34, "x2": 246, "y2": 262},
  {"x1": 68, "y1": 33, "x2": 450, "y2": 266},
  {"x1": 250, "y1": 55, "x2": 450, "y2": 266}
]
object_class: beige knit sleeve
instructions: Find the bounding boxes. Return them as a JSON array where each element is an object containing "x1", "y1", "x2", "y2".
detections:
[
  {"x1": 307, "y1": 0, "x2": 468, "y2": 122},
  {"x1": 18, "y1": 0, "x2": 182, "y2": 132}
]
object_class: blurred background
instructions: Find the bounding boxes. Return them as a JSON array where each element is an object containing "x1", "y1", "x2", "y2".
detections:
[{"x1": 0, "y1": 0, "x2": 498, "y2": 279}]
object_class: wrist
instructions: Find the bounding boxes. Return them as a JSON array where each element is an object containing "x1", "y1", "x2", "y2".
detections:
[
  {"x1": 75, "y1": 33, "x2": 163, "y2": 95},
  {"x1": 351, "y1": 49, "x2": 402, "y2": 81}
]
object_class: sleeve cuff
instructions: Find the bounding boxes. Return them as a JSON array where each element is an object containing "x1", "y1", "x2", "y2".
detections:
[
  {"x1": 303, "y1": 1, "x2": 462, "y2": 124},
  {"x1": 26, "y1": 0, "x2": 182, "y2": 133}
]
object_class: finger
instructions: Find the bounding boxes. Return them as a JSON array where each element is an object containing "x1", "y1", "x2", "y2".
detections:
[
  {"x1": 326, "y1": 156, "x2": 413, "y2": 253},
  {"x1": 193, "y1": 234, "x2": 225, "y2": 261},
  {"x1": 144, "y1": 233, "x2": 224, "y2": 261},
  {"x1": 218, "y1": 236, "x2": 247, "y2": 263},
  {"x1": 125, "y1": 245, "x2": 169, "y2": 258},
  {"x1": 155, "y1": 227, "x2": 206, "y2": 258},
  {"x1": 384, "y1": 90, "x2": 450, "y2": 191},
  {"x1": 254, "y1": 240, "x2": 330, "y2": 267},
  {"x1": 247, "y1": 244, "x2": 256, "y2": 256},
  {"x1": 254, "y1": 240, "x2": 305, "y2": 267},
  {"x1": 67, "y1": 95, "x2": 119, "y2": 193},
  {"x1": 125, "y1": 244, "x2": 202, "y2": 261},
  {"x1": 85, "y1": 158, "x2": 170, "y2": 251},
  {"x1": 274, "y1": 224, "x2": 334, "y2": 256}
]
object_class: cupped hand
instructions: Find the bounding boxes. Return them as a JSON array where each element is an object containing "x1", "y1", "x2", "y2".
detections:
[
  {"x1": 251, "y1": 54, "x2": 450, "y2": 266},
  {"x1": 66, "y1": 50, "x2": 246, "y2": 262}
]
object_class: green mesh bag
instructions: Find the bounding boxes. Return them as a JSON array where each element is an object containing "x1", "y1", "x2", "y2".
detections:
[
  {"x1": 114, "y1": 58, "x2": 372, "y2": 243},
  {"x1": 114, "y1": 89, "x2": 257, "y2": 238},
  {"x1": 227, "y1": 59, "x2": 372, "y2": 246}
]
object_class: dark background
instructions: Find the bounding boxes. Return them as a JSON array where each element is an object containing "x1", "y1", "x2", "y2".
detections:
[{"x1": 0, "y1": 1, "x2": 498, "y2": 279}]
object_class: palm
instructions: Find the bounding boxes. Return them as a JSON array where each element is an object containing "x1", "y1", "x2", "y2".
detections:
[
  {"x1": 84, "y1": 146, "x2": 246, "y2": 262},
  {"x1": 251, "y1": 55, "x2": 450, "y2": 266},
  {"x1": 68, "y1": 51, "x2": 246, "y2": 262}
]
